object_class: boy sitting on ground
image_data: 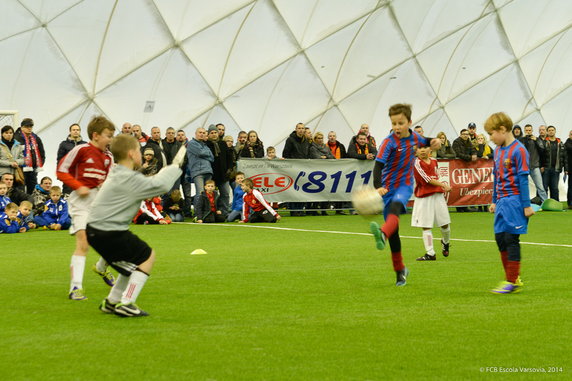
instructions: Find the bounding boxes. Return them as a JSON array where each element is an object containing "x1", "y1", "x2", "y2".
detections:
[
  {"x1": 18, "y1": 200, "x2": 36, "y2": 229},
  {"x1": 195, "y1": 179, "x2": 227, "y2": 223},
  {"x1": 0, "y1": 202, "x2": 27, "y2": 233},
  {"x1": 34, "y1": 186, "x2": 71, "y2": 230},
  {"x1": 240, "y1": 178, "x2": 280, "y2": 223}
]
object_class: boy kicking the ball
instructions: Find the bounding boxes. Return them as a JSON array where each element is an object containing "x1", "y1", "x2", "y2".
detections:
[
  {"x1": 86, "y1": 134, "x2": 184, "y2": 317},
  {"x1": 369, "y1": 104, "x2": 441, "y2": 286},
  {"x1": 485, "y1": 112, "x2": 533, "y2": 294},
  {"x1": 411, "y1": 147, "x2": 451, "y2": 261}
]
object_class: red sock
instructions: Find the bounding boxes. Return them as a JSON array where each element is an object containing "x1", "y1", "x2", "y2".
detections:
[
  {"x1": 506, "y1": 261, "x2": 520, "y2": 283},
  {"x1": 500, "y1": 251, "x2": 508, "y2": 273},
  {"x1": 391, "y1": 252, "x2": 405, "y2": 272},
  {"x1": 382, "y1": 215, "x2": 399, "y2": 238}
]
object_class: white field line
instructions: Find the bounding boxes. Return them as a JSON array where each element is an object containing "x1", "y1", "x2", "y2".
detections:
[{"x1": 175, "y1": 222, "x2": 572, "y2": 248}]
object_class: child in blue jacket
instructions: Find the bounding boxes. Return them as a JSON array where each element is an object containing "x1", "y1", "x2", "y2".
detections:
[{"x1": 34, "y1": 186, "x2": 71, "y2": 230}]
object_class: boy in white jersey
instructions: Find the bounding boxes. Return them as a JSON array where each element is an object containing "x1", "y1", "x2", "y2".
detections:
[
  {"x1": 57, "y1": 116, "x2": 116, "y2": 300},
  {"x1": 87, "y1": 135, "x2": 184, "y2": 317}
]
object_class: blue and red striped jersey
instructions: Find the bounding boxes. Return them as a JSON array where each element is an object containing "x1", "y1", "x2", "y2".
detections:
[
  {"x1": 376, "y1": 130, "x2": 431, "y2": 190},
  {"x1": 493, "y1": 139, "x2": 529, "y2": 200}
]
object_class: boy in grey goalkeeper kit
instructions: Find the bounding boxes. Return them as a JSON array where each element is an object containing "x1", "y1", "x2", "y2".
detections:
[{"x1": 86, "y1": 134, "x2": 186, "y2": 317}]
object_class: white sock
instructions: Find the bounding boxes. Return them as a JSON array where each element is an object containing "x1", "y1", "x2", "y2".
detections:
[
  {"x1": 70, "y1": 255, "x2": 86, "y2": 292},
  {"x1": 95, "y1": 257, "x2": 108, "y2": 273},
  {"x1": 441, "y1": 226, "x2": 451, "y2": 244},
  {"x1": 106, "y1": 274, "x2": 129, "y2": 304},
  {"x1": 422, "y1": 230, "x2": 435, "y2": 256},
  {"x1": 121, "y1": 271, "x2": 149, "y2": 305}
]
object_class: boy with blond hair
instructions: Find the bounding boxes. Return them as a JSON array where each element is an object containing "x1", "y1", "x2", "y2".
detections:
[
  {"x1": 485, "y1": 112, "x2": 534, "y2": 294},
  {"x1": 57, "y1": 116, "x2": 116, "y2": 300},
  {"x1": 33, "y1": 186, "x2": 71, "y2": 230},
  {"x1": 87, "y1": 134, "x2": 184, "y2": 317},
  {"x1": 369, "y1": 104, "x2": 441, "y2": 286},
  {"x1": 0, "y1": 182, "x2": 11, "y2": 213},
  {"x1": 18, "y1": 200, "x2": 36, "y2": 229}
]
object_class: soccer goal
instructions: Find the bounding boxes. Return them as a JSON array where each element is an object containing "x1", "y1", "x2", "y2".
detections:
[{"x1": 0, "y1": 110, "x2": 19, "y2": 129}]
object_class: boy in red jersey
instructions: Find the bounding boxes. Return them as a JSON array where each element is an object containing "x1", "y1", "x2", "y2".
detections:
[
  {"x1": 485, "y1": 112, "x2": 534, "y2": 294},
  {"x1": 369, "y1": 104, "x2": 441, "y2": 286},
  {"x1": 57, "y1": 116, "x2": 116, "y2": 300},
  {"x1": 411, "y1": 147, "x2": 451, "y2": 260},
  {"x1": 240, "y1": 178, "x2": 280, "y2": 223}
]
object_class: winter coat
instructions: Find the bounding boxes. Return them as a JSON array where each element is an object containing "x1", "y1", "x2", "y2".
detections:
[
  {"x1": 0, "y1": 139, "x2": 24, "y2": 177},
  {"x1": 57, "y1": 137, "x2": 87, "y2": 164},
  {"x1": 309, "y1": 142, "x2": 335, "y2": 159},
  {"x1": 542, "y1": 138, "x2": 567, "y2": 172},
  {"x1": 347, "y1": 142, "x2": 377, "y2": 160},
  {"x1": 207, "y1": 139, "x2": 233, "y2": 184},
  {"x1": 238, "y1": 141, "x2": 265, "y2": 159},
  {"x1": 452, "y1": 137, "x2": 477, "y2": 161},
  {"x1": 195, "y1": 191, "x2": 220, "y2": 221},
  {"x1": 186, "y1": 138, "x2": 214, "y2": 180},
  {"x1": 14, "y1": 128, "x2": 45, "y2": 169},
  {"x1": 282, "y1": 131, "x2": 310, "y2": 159},
  {"x1": 520, "y1": 135, "x2": 545, "y2": 168},
  {"x1": 565, "y1": 138, "x2": 572, "y2": 173}
]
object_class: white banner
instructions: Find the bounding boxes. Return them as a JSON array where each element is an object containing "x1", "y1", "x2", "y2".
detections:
[{"x1": 237, "y1": 158, "x2": 375, "y2": 202}]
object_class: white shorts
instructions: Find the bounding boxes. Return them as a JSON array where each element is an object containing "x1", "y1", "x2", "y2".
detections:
[
  {"x1": 411, "y1": 193, "x2": 451, "y2": 228},
  {"x1": 68, "y1": 188, "x2": 98, "y2": 235}
]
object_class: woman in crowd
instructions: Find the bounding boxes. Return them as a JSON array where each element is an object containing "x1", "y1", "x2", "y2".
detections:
[
  {"x1": 239, "y1": 130, "x2": 264, "y2": 158},
  {"x1": 0, "y1": 125, "x2": 24, "y2": 179},
  {"x1": 475, "y1": 133, "x2": 494, "y2": 159},
  {"x1": 435, "y1": 131, "x2": 455, "y2": 159}
]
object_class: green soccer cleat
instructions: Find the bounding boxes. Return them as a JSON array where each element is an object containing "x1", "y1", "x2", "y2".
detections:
[
  {"x1": 92, "y1": 265, "x2": 116, "y2": 287},
  {"x1": 99, "y1": 299, "x2": 117, "y2": 314},
  {"x1": 68, "y1": 287, "x2": 87, "y2": 301},
  {"x1": 369, "y1": 221, "x2": 386, "y2": 250},
  {"x1": 490, "y1": 281, "x2": 522, "y2": 294}
]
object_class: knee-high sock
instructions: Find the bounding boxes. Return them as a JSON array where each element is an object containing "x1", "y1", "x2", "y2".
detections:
[
  {"x1": 95, "y1": 257, "x2": 108, "y2": 273},
  {"x1": 500, "y1": 251, "x2": 508, "y2": 273},
  {"x1": 107, "y1": 274, "x2": 130, "y2": 304},
  {"x1": 381, "y1": 214, "x2": 399, "y2": 239},
  {"x1": 391, "y1": 252, "x2": 405, "y2": 272},
  {"x1": 506, "y1": 261, "x2": 520, "y2": 283},
  {"x1": 440, "y1": 226, "x2": 450, "y2": 244},
  {"x1": 70, "y1": 255, "x2": 86, "y2": 292},
  {"x1": 121, "y1": 271, "x2": 149, "y2": 305},
  {"x1": 422, "y1": 230, "x2": 435, "y2": 255}
]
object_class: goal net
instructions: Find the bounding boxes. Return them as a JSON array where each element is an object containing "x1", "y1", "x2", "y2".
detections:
[{"x1": 0, "y1": 110, "x2": 19, "y2": 129}]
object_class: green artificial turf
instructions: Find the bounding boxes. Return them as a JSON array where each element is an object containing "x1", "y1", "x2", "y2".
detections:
[{"x1": 1, "y1": 211, "x2": 571, "y2": 380}]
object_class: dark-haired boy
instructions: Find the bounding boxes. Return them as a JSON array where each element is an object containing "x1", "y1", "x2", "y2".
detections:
[{"x1": 369, "y1": 104, "x2": 441, "y2": 286}]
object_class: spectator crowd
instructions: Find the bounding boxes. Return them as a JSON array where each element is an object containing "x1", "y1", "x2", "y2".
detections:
[{"x1": 1, "y1": 118, "x2": 571, "y2": 233}]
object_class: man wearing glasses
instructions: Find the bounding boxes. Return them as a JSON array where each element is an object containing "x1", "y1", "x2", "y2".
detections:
[
  {"x1": 452, "y1": 128, "x2": 477, "y2": 162},
  {"x1": 14, "y1": 118, "x2": 45, "y2": 194}
]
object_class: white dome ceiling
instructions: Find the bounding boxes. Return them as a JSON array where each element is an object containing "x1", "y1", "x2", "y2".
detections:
[{"x1": 1, "y1": 0, "x2": 571, "y2": 176}]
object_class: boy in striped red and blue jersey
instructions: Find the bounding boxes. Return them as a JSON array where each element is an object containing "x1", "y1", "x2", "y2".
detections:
[
  {"x1": 485, "y1": 112, "x2": 534, "y2": 294},
  {"x1": 370, "y1": 104, "x2": 441, "y2": 286}
]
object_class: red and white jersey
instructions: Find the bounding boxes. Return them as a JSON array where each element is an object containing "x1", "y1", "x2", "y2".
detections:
[
  {"x1": 413, "y1": 157, "x2": 443, "y2": 198},
  {"x1": 242, "y1": 189, "x2": 276, "y2": 222},
  {"x1": 57, "y1": 143, "x2": 113, "y2": 190}
]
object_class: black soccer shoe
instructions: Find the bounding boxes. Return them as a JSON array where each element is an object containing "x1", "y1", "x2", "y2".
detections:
[
  {"x1": 441, "y1": 240, "x2": 450, "y2": 257},
  {"x1": 416, "y1": 253, "x2": 436, "y2": 261}
]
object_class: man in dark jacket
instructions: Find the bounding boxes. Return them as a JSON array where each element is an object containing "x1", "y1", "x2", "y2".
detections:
[
  {"x1": 57, "y1": 123, "x2": 87, "y2": 195},
  {"x1": 206, "y1": 125, "x2": 233, "y2": 213},
  {"x1": 143, "y1": 126, "x2": 167, "y2": 170},
  {"x1": 1, "y1": 173, "x2": 33, "y2": 206},
  {"x1": 565, "y1": 130, "x2": 572, "y2": 209},
  {"x1": 542, "y1": 126, "x2": 567, "y2": 201},
  {"x1": 282, "y1": 123, "x2": 310, "y2": 216},
  {"x1": 452, "y1": 129, "x2": 477, "y2": 162},
  {"x1": 162, "y1": 127, "x2": 181, "y2": 165},
  {"x1": 14, "y1": 118, "x2": 45, "y2": 194},
  {"x1": 347, "y1": 132, "x2": 377, "y2": 160},
  {"x1": 522, "y1": 124, "x2": 547, "y2": 203},
  {"x1": 282, "y1": 123, "x2": 310, "y2": 159}
]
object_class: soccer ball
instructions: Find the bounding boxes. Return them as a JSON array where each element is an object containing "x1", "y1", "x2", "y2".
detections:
[{"x1": 351, "y1": 186, "x2": 383, "y2": 216}]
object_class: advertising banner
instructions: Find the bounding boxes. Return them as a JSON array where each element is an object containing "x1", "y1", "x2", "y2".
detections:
[{"x1": 238, "y1": 158, "x2": 494, "y2": 206}]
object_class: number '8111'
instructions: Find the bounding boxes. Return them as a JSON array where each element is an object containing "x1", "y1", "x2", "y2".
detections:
[{"x1": 293, "y1": 170, "x2": 372, "y2": 193}]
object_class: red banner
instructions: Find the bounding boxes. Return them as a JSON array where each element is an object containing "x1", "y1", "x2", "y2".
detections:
[{"x1": 436, "y1": 159, "x2": 494, "y2": 206}]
